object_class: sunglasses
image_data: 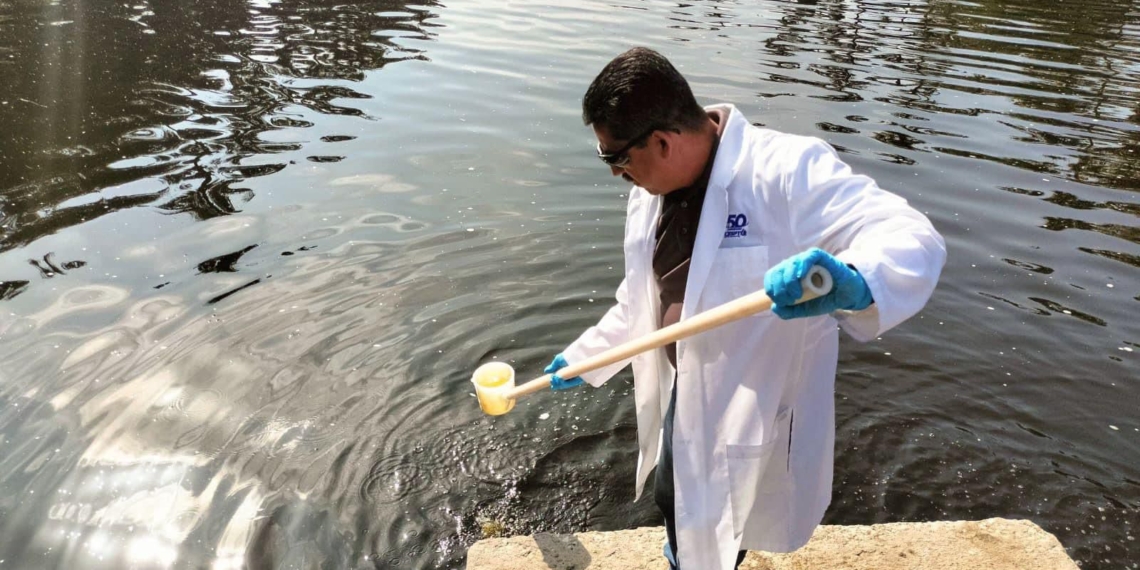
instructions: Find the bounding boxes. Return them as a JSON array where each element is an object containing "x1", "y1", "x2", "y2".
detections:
[{"x1": 596, "y1": 125, "x2": 659, "y2": 168}]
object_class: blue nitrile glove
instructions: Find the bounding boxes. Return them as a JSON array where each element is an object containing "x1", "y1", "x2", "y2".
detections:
[
  {"x1": 764, "y1": 248, "x2": 873, "y2": 320},
  {"x1": 545, "y1": 353, "x2": 584, "y2": 391}
]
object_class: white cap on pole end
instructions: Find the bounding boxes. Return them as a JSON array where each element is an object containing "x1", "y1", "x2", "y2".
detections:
[{"x1": 803, "y1": 265, "x2": 833, "y2": 297}]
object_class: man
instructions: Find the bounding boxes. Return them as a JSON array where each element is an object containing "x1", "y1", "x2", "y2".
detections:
[{"x1": 544, "y1": 47, "x2": 946, "y2": 570}]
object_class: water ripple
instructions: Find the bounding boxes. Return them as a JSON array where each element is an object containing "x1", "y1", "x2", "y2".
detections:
[{"x1": 3, "y1": 0, "x2": 1140, "y2": 568}]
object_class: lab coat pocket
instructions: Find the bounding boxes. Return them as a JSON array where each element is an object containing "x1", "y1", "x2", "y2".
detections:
[
  {"x1": 725, "y1": 407, "x2": 793, "y2": 540},
  {"x1": 726, "y1": 440, "x2": 775, "y2": 537},
  {"x1": 704, "y1": 245, "x2": 770, "y2": 310}
]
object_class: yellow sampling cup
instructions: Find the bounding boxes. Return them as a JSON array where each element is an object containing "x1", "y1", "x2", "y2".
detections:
[{"x1": 471, "y1": 361, "x2": 516, "y2": 416}]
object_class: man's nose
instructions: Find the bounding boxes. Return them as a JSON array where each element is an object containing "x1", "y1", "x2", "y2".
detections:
[{"x1": 609, "y1": 165, "x2": 623, "y2": 176}]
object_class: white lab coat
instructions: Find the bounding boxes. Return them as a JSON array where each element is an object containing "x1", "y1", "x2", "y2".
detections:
[{"x1": 561, "y1": 104, "x2": 946, "y2": 570}]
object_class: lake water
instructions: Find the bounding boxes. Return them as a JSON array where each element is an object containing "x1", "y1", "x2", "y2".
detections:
[{"x1": 1, "y1": 0, "x2": 1137, "y2": 568}]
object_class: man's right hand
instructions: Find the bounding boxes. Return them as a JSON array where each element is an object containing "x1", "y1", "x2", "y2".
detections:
[{"x1": 545, "y1": 353, "x2": 584, "y2": 390}]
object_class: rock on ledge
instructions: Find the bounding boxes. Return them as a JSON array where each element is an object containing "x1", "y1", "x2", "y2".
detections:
[{"x1": 467, "y1": 518, "x2": 1079, "y2": 570}]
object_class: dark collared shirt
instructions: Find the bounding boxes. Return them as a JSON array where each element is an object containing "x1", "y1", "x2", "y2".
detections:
[{"x1": 652, "y1": 109, "x2": 726, "y2": 367}]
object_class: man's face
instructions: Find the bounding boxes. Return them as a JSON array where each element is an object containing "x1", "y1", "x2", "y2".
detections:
[{"x1": 592, "y1": 124, "x2": 664, "y2": 194}]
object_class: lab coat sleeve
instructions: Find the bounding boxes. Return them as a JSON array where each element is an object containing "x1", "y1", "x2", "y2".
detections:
[
  {"x1": 560, "y1": 277, "x2": 633, "y2": 387},
  {"x1": 783, "y1": 137, "x2": 947, "y2": 341}
]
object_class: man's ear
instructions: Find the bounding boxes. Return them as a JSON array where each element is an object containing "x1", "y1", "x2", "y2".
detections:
[{"x1": 656, "y1": 131, "x2": 672, "y2": 159}]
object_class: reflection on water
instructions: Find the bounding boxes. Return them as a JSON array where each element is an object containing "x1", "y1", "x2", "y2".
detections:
[
  {"x1": 2, "y1": 0, "x2": 1139, "y2": 568},
  {"x1": 0, "y1": 0, "x2": 437, "y2": 252}
]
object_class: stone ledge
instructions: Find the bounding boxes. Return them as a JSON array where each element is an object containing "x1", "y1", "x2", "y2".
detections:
[{"x1": 467, "y1": 518, "x2": 1079, "y2": 570}]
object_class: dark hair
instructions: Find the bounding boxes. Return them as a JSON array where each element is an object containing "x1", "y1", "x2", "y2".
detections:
[{"x1": 582, "y1": 47, "x2": 707, "y2": 143}]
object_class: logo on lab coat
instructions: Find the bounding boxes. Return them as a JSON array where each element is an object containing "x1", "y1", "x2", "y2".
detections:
[{"x1": 725, "y1": 213, "x2": 748, "y2": 238}]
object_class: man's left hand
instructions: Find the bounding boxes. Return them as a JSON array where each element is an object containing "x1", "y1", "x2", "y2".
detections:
[
  {"x1": 764, "y1": 248, "x2": 873, "y2": 319},
  {"x1": 545, "y1": 353, "x2": 584, "y2": 391}
]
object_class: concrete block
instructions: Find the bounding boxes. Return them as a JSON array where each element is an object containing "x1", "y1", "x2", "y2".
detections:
[{"x1": 466, "y1": 518, "x2": 1079, "y2": 570}]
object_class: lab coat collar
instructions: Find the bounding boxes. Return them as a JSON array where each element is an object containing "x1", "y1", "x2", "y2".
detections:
[
  {"x1": 705, "y1": 104, "x2": 748, "y2": 194},
  {"x1": 681, "y1": 104, "x2": 749, "y2": 321}
]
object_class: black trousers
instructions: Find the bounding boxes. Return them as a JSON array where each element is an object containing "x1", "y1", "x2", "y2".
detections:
[{"x1": 653, "y1": 379, "x2": 747, "y2": 569}]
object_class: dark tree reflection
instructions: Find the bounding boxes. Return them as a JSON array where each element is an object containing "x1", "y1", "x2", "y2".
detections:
[{"x1": 0, "y1": 0, "x2": 441, "y2": 252}]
